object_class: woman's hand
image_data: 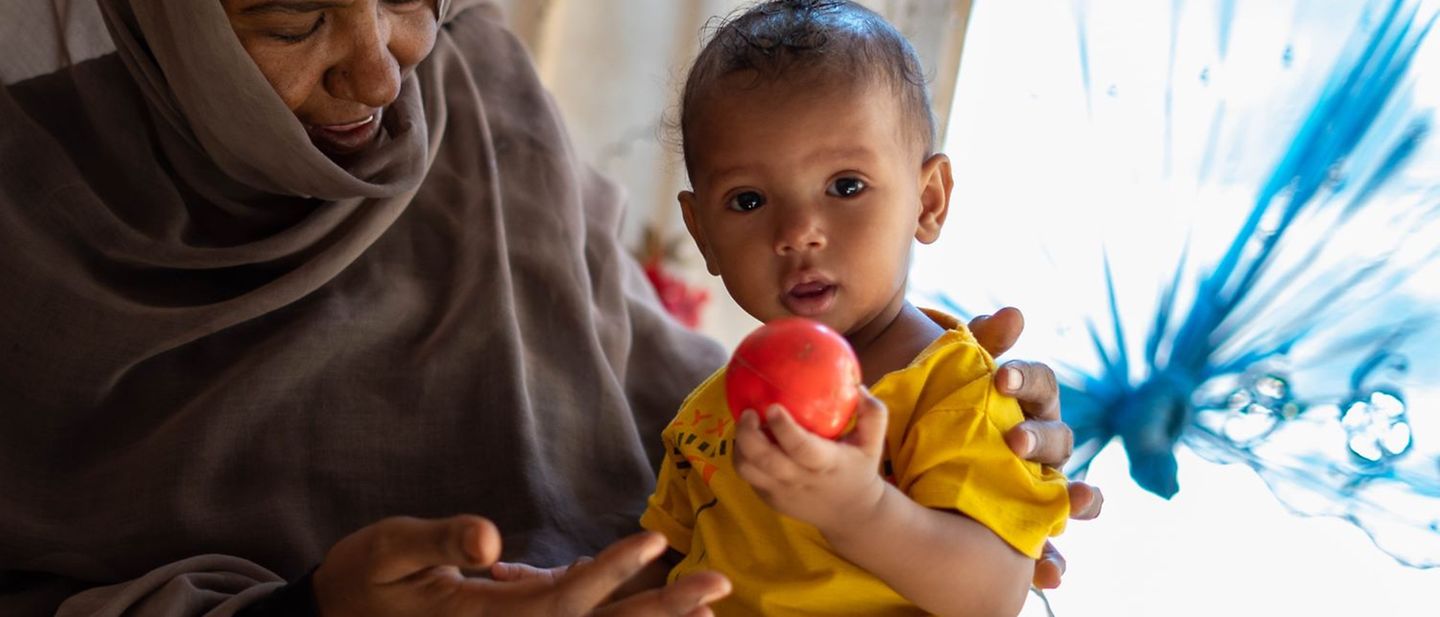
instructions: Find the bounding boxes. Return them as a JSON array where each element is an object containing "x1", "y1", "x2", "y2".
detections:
[
  {"x1": 312, "y1": 515, "x2": 730, "y2": 616},
  {"x1": 968, "y1": 307, "x2": 1105, "y2": 588}
]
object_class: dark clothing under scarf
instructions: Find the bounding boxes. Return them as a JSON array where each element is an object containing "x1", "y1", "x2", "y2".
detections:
[{"x1": 0, "y1": 1, "x2": 724, "y2": 614}]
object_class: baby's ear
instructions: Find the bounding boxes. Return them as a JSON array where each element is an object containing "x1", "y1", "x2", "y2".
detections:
[
  {"x1": 915, "y1": 153, "x2": 953, "y2": 244},
  {"x1": 678, "y1": 191, "x2": 721, "y2": 275}
]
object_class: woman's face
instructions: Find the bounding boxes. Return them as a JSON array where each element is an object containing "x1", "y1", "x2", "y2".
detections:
[{"x1": 222, "y1": 0, "x2": 439, "y2": 157}]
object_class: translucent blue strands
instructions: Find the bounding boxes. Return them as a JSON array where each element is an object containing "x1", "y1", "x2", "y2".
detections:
[{"x1": 917, "y1": 0, "x2": 1440, "y2": 567}]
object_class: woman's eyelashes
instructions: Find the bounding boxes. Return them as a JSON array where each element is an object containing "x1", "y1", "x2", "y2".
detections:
[
  {"x1": 269, "y1": 14, "x2": 325, "y2": 43},
  {"x1": 383, "y1": 0, "x2": 430, "y2": 12},
  {"x1": 266, "y1": 1, "x2": 424, "y2": 44}
]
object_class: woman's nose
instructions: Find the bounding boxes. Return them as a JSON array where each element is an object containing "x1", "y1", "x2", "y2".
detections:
[
  {"x1": 774, "y1": 205, "x2": 827, "y2": 255},
  {"x1": 325, "y1": 13, "x2": 402, "y2": 108}
]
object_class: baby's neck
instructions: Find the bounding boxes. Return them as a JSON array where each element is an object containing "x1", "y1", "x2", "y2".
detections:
[{"x1": 849, "y1": 302, "x2": 947, "y2": 386}]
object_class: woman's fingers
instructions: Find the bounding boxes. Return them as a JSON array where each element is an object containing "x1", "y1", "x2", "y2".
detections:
[
  {"x1": 1033, "y1": 541, "x2": 1067, "y2": 589},
  {"x1": 368, "y1": 515, "x2": 501, "y2": 584},
  {"x1": 968, "y1": 306, "x2": 1024, "y2": 357},
  {"x1": 996, "y1": 360, "x2": 1061, "y2": 421},
  {"x1": 1005, "y1": 419, "x2": 1073, "y2": 467},
  {"x1": 1027, "y1": 485, "x2": 1099, "y2": 590},
  {"x1": 997, "y1": 358, "x2": 1073, "y2": 467},
  {"x1": 491, "y1": 560, "x2": 575, "y2": 584},
  {"x1": 548, "y1": 532, "x2": 668, "y2": 614},
  {"x1": 593, "y1": 571, "x2": 732, "y2": 617},
  {"x1": 1068, "y1": 481, "x2": 1103, "y2": 520}
]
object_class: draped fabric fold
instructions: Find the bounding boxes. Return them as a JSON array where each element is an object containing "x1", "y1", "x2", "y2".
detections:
[{"x1": 0, "y1": 1, "x2": 724, "y2": 614}]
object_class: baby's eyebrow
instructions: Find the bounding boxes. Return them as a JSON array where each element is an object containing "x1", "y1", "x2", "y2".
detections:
[
  {"x1": 700, "y1": 146, "x2": 879, "y2": 188},
  {"x1": 705, "y1": 165, "x2": 748, "y2": 187},
  {"x1": 241, "y1": 0, "x2": 346, "y2": 15},
  {"x1": 804, "y1": 146, "x2": 876, "y2": 166}
]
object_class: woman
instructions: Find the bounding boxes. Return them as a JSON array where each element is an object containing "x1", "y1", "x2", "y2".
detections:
[{"x1": 0, "y1": 1, "x2": 1100, "y2": 615}]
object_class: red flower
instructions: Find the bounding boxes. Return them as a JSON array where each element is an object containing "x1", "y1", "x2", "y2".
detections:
[{"x1": 644, "y1": 258, "x2": 709, "y2": 329}]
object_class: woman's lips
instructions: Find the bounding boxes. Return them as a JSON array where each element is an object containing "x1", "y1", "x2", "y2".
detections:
[
  {"x1": 327, "y1": 116, "x2": 375, "y2": 131},
  {"x1": 305, "y1": 111, "x2": 382, "y2": 155}
]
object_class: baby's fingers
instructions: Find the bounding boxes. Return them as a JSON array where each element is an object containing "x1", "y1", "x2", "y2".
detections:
[
  {"x1": 763, "y1": 405, "x2": 834, "y2": 471},
  {"x1": 841, "y1": 390, "x2": 889, "y2": 459},
  {"x1": 734, "y1": 410, "x2": 799, "y2": 486}
]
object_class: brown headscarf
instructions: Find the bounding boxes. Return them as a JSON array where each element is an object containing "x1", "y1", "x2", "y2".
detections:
[{"x1": 0, "y1": 1, "x2": 724, "y2": 615}]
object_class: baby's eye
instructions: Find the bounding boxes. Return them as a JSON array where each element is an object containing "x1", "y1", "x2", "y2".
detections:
[
  {"x1": 726, "y1": 191, "x2": 766, "y2": 212},
  {"x1": 827, "y1": 177, "x2": 867, "y2": 198}
]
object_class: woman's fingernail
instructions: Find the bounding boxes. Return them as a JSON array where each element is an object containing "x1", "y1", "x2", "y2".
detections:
[
  {"x1": 462, "y1": 524, "x2": 478, "y2": 560},
  {"x1": 1003, "y1": 367, "x2": 1023, "y2": 391},
  {"x1": 1047, "y1": 556, "x2": 1066, "y2": 576},
  {"x1": 1019, "y1": 429, "x2": 1036, "y2": 456}
]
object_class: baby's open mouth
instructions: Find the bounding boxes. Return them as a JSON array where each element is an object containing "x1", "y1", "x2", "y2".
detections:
[
  {"x1": 789, "y1": 281, "x2": 833, "y2": 298},
  {"x1": 783, "y1": 280, "x2": 837, "y2": 316}
]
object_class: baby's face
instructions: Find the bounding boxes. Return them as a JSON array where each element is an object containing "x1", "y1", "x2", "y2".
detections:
[{"x1": 681, "y1": 76, "x2": 947, "y2": 336}]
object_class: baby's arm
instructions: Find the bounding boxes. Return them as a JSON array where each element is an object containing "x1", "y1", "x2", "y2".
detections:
[
  {"x1": 734, "y1": 397, "x2": 1031, "y2": 617},
  {"x1": 823, "y1": 483, "x2": 1031, "y2": 616}
]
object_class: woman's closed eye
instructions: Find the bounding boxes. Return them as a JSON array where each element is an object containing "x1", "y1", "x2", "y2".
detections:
[
  {"x1": 264, "y1": 1, "x2": 423, "y2": 44},
  {"x1": 383, "y1": 0, "x2": 430, "y2": 11},
  {"x1": 826, "y1": 177, "x2": 867, "y2": 198},
  {"x1": 726, "y1": 191, "x2": 766, "y2": 212},
  {"x1": 268, "y1": 14, "x2": 325, "y2": 43}
]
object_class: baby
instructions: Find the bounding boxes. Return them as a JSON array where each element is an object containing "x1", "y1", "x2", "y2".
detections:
[{"x1": 637, "y1": 1, "x2": 1071, "y2": 615}]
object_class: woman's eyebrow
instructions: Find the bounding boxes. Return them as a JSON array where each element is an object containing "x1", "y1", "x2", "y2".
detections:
[{"x1": 242, "y1": 0, "x2": 347, "y2": 15}]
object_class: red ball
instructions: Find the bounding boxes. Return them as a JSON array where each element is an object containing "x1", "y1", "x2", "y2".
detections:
[{"x1": 724, "y1": 317, "x2": 861, "y2": 439}]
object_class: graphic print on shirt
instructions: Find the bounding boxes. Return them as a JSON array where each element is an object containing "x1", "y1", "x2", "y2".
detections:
[
  {"x1": 667, "y1": 407, "x2": 731, "y2": 488},
  {"x1": 667, "y1": 403, "x2": 898, "y2": 497}
]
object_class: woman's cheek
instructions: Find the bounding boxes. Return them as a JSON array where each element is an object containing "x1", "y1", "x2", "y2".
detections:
[
  {"x1": 244, "y1": 44, "x2": 325, "y2": 112},
  {"x1": 392, "y1": 14, "x2": 439, "y2": 68},
  {"x1": 274, "y1": 63, "x2": 323, "y2": 112}
]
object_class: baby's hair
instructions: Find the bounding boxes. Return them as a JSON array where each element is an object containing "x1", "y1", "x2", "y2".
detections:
[{"x1": 679, "y1": 0, "x2": 936, "y2": 174}]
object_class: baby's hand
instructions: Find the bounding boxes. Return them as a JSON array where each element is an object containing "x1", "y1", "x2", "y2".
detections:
[{"x1": 732, "y1": 390, "x2": 889, "y2": 535}]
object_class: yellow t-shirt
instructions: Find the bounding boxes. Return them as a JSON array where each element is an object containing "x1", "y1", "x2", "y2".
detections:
[{"x1": 640, "y1": 311, "x2": 1069, "y2": 616}]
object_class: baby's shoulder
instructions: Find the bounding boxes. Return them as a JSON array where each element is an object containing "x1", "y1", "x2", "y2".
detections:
[
  {"x1": 912, "y1": 327, "x2": 999, "y2": 388},
  {"x1": 667, "y1": 366, "x2": 729, "y2": 421}
]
